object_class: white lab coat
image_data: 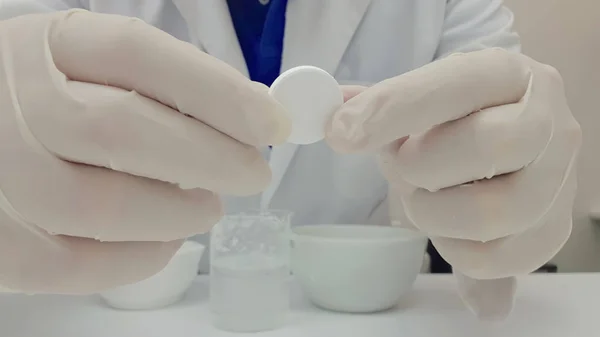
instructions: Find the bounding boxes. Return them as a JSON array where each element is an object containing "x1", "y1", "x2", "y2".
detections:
[{"x1": 0, "y1": 0, "x2": 521, "y2": 272}]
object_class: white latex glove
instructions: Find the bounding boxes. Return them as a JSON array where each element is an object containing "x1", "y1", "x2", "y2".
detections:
[
  {"x1": 327, "y1": 48, "x2": 581, "y2": 320},
  {"x1": 0, "y1": 10, "x2": 290, "y2": 294}
]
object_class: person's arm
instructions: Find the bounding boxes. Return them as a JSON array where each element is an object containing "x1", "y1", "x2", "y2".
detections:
[
  {"x1": 329, "y1": 0, "x2": 580, "y2": 320},
  {"x1": 435, "y1": 0, "x2": 521, "y2": 58}
]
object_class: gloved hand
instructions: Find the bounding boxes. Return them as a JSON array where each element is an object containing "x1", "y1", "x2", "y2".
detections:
[
  {"x1": 327, "y1": 48, "x2": 581, "y2": 320},
  {"x1": 0, "y1": 10, "x2": 290, "y2": 294}
]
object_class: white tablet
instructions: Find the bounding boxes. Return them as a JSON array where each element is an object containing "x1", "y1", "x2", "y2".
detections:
[{"x1": 269, "y1": 66, "x2": 344, "y2": 145}]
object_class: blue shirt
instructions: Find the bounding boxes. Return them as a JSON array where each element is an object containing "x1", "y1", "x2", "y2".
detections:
[{"x1": 226, "y1": 0, "x2": 288, "y2": 86}]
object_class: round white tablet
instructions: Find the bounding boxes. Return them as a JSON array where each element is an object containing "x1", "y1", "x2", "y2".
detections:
[{"x1": 269, "y1": 66, "x2": 343, "y2": 145}]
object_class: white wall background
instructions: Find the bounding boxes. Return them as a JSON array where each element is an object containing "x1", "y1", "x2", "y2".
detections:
[{"x1": 503, "y1": 0, "x2": 600, "y2": 272}]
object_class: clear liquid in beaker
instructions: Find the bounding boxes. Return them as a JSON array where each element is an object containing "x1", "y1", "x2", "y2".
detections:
[{"x1": 210, "y1": 254, "x2": 290, "y2": 332}]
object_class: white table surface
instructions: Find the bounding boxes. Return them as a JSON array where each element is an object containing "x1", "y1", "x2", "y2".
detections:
[{"x1": 1, "y1": 274, "x2": 598, "y2": 337}]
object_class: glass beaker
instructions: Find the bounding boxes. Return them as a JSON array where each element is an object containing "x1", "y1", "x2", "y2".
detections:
[{"x1": 210, "y1": 210, "x2": 292, "y2": 333}]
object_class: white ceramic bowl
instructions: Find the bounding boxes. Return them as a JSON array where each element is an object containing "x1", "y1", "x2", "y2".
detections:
[
  {"x1": 291, "y1": 225, "x2": 427, "y2": 313},
  {"x1": 99, "y1": 240, "x2": 205, "y2": 310}
]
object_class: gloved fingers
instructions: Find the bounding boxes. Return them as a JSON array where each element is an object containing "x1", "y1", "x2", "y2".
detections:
[
  {"x1": 19, "y1": 10, "x2": 290, "y2": 147},
  {"x1": 0, "y1": 209, "x2": 183, "y2": 293},
  {"x1": 430, "y1": 208, "x2": 572, "y2": 280},
  {"x1": 61, "y1": 238, "x2": 182, "y2": 295},
  {"x1": 396, "y1": 117, "x2": 579, "y2": 242},
  {"x1": 382, "y1": 52, "x2": 580, "y2": 241},
  {"x1": 455, "y1": 273, "x2": 517, "y2": 321},
  {"x1": 327, "y1": 48, "x2": 531, "y2": 152},
  {"x1": 428, "y1": 171, "x2": 575, "y2": 279},
  {"x1": 2, "y1": 145, "x2": 223, "y2": 241},
  {"x1": 381, "y1": 79, "x2": 553, "y2": 192},
  {"x1": 23, "y1": 81, "x2": 271, "y2": 195}
]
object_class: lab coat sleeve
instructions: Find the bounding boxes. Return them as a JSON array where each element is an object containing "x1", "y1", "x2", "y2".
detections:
[
  {"x1": 0, "y1": 0, "x2": 86, "y2": 20},
  {"x1": 434, "y1": 0, "x2": 521, "y2": 59}
]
